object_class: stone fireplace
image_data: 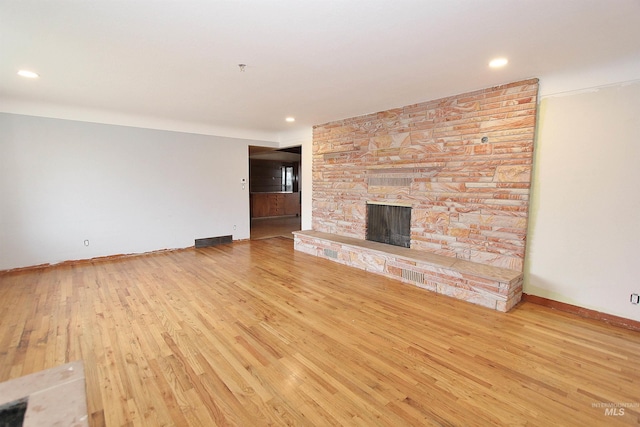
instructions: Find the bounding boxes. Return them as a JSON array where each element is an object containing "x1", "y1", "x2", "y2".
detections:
[{"x1": 295, "y1": 79, "x2": 538, "y2": 311}]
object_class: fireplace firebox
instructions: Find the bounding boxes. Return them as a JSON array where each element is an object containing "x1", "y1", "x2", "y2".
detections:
[{"x1": 366, "y1": 203, "x2": 411, "y2": 248}]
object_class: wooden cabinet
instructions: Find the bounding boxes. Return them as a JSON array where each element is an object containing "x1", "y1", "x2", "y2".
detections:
[
  {"x1": 252, "y1": 193, "x2": 276, "y2": 217},
  {"x1": 267, "y1": 194, "x2": 284, "y2": 216},
  {"x1": 284, "y1": 192, "x2": 300, "y2": 216},
  {"x1": 251, "y1": 192, "x2": 300, "y2": 218},
  {"x1": 251, "y1": 194, "x2": 271, "y2": 218}
]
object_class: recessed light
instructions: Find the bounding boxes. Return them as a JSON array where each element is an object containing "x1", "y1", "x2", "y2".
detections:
[
  {"x1": 17, "y1": 69, "x2": 40, "y2": 78},
  {"x1": 489, "y1": 58, "x2": 508, "y2": 68},
  {"x1": 285, "y1": 117, "x2": 295, "y2": 123}
]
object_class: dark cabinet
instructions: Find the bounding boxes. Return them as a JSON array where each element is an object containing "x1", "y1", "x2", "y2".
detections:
[
  {"x1": 252, "y1": 192, "x2": 300, "y2": 218},
  {"x1": 284, "y1": 192, "x2": 300, "y2": 216}
]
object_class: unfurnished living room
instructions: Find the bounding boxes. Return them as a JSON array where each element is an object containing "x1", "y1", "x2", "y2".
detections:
[{"x1": 1, "y1": 1, "x2": 639, "y2": 426}]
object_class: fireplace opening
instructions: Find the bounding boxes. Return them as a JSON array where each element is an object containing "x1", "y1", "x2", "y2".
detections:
[{"x1": 366, "y1": 203, "x2": 411, "y2": 248}]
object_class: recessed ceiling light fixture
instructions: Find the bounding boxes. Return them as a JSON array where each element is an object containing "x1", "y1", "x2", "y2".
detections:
[
  {"x1": 489, "y1": 58, "x2": 508, "y2": 68},
  {"x1": 285, "y1": 117, "x2": 295, "y2": 123},
  {"x1": 17, "y1": 69, "x2": 39, "y2": 78}
]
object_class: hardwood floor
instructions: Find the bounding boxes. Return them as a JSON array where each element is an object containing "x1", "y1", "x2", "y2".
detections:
[
  {"x1": 251, "y1": 216, "x2": 301, "y2": 240},
  {"x1": 0, "y1": 237, "x2": 639, "y2": 426}
]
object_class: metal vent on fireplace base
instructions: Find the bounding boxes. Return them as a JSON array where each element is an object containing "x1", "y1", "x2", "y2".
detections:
[
  {"x1": 323, "y1": 248, "x2": 338, "y2": 259},
  {"x1": 401, "y1": 269, "x2": 424, "y2": 284}
]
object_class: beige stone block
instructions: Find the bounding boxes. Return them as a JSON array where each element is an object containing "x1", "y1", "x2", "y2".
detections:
[
  {"x1": 377, "y1": 108, "x2": 402, "y2": 121},
  {"x1": 436, "y1": 283, "x2": 498, "y2": 310},
  {"x1": 493, "y1": 144, "x2": 533, "y2": 155},
  {"x1": 453, "y1": 100, "x2": 481, "y2": 113},
  {"x1": 369, "y1": 132, "x2": 411, "y2": 150},
  {"x1": 466, "y1": 144, "x2": 493, "y2": 156},
  {"x1": 333, "y1": 182, "x2": 367, "y2": 191},
  {"x1": 498, "y1": 291, "x2": 523, "y2": 312},
  {"x1": 468, "y1": 251, "x2": 524, "y2": 271},
  {"x1": 493, "y1": 165, "x2": 531, "y2": 183},
  {"x1": 409, "y1": 129, "x2": 434, "y2": 142},
  {"x1": 446, "y1": 227, "x2": 471, "y2": 238},
  {"x1": 495, "y1": 300, "x2": 508, "y2": 312},
  {"x1": 386, "y1": 264, "x2": 403, "y2": 278},
  {"x1": 348, "y1": 251, "x2": 386, "y2": 272},
  {"x1": 481, "y1": 230, "x2": 526, "y2": 242},
  {"x1": 413, "y1": 209, "x2": 450, "y2": 228},
  {"x1": 399, "y1": 144, "x2": 443, "y2": 158},
  {"x1": 293, "y1": 241, "x2": 320, "y2": 256},
  {"x1": 315, "y1": 142, "x2": 333, "y2": 154},
  {"x1": 458, "y1": 213, "x2": 527, "y2": 229},
  {"x1": 329, "y1": 126, "x2": 353, "y2": 136},
  {"x1": 432, "y1": 182, "x2": 468, "y2": 193},
  {"x1": 367, "y1": 186, "x2": 412, "y2": 198},
  {"x1": 343, "y1": 204, "x2": 366, "y2": 221}
]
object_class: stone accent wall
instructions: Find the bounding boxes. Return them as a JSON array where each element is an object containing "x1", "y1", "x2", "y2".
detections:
[{"x1": 312, "y1": 79, "x2": 539, "y2": 271}]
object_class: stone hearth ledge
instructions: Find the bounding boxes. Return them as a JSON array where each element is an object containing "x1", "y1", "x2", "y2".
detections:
[
  {"x1": 0, "y1": 361, "x2": 88, "y2": 426},
  {"x1": 293, "y1": 230, "x2": 523, "y2": 312}
]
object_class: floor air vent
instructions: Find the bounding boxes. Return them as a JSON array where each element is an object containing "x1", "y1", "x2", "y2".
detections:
[
  {"x1": 402, "y1": 269, "x2": 424, "y2": 283},
  {"x1": 195, "y1": 235, "x2": 233, "y2": 248}
]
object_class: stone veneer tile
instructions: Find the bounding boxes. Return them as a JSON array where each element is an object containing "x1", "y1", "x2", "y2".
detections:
[{"x1": 436, "y1": 283, "x2": 498, "y2": 310}]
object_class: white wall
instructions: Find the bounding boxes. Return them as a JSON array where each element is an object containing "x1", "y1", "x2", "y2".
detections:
[
  {"x1": 525, "y1": 80, "x2": 640, "y2": 321},
  {"x1": 0, "y1": 113, "x2": 262, "y2": 270}
]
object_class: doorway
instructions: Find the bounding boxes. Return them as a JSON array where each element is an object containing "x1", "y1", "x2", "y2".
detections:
[{"x1": 248, "y1": 145, "x2": 302, "y2": 240}]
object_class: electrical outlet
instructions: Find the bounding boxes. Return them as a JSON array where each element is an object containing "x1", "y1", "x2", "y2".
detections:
[
  {"x1": 233, "y1": 225, "x2": 237, "y2": 230},
  {"x1": 631, "y1": 293, "x2": 640, "y2": 305},
  {"x1": 84, "y1": 239, "x2": 89, "y2": 247}
]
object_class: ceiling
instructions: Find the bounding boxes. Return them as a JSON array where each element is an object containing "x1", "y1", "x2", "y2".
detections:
[{"x1": 2, "y1": 0, "x2": 639, "y2": 142}]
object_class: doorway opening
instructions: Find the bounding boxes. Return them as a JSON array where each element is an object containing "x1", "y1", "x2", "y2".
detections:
[{"x1": 249, "y1": 145, "x2": 302, "y2": 240}]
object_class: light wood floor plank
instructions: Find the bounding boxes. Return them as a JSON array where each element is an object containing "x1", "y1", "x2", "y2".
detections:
[{"x1": 1, "y1": 237, "x2": 639, "y2": 426}]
